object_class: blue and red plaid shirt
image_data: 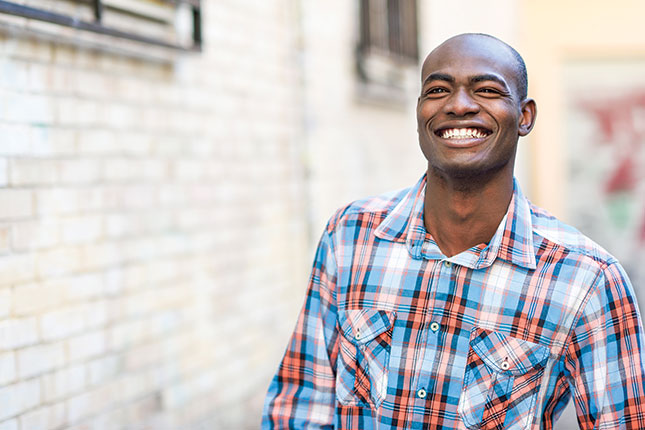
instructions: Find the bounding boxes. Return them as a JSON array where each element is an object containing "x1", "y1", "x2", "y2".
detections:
[{"x1": 262, "y1": 174, "x2": 645, "y2": 429}]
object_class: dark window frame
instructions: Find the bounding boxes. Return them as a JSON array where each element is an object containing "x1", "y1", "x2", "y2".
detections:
[
  {"x1": 358, "y1": 0, "x2": 419, "y2": 69},
  {"x1": 355, "y1": 0, "x2": 419, "y2": 103},
  {"x1": 0, "y1": 0, "x2": 202, "y2": 51}
]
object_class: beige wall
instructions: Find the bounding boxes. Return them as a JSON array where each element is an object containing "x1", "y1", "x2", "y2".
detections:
[{"x1": 521, "y1": 0, "x2": 645, "y2": 216}]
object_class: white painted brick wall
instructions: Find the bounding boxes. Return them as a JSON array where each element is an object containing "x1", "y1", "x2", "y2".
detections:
[
  {"x1": 0, "y1": 318, "x2": 39, "y2": 350},
  {"x1": 0, "y1": 289, "x2": 8, "y2": 319},
  {"x1": 35, "y1": 247, "x2": 83, "y2": 279},
  {"x1": 18, "y1": 403, "x2": 66, "y2": 430},
  {"x1": 16, "y1": 341, "x2": 66, "y2": 380},
  {"x1": 35, "y1": 188, "x2": 79, "y2": 216},
  {"x1": 0, "y1": 351, "x2": 16, "y2": 385},
  {"x1": 0, "y1": 226, "x2": 9, "y2": 255},
  {"x1": 0, "y1": 190, "x2": 34, "y2": 220},
  {"x1": 0, "y1": 419, "x2": 16, "y2": 430},
  {"x1": 66, "y1": 330, "x2": 107, "y2": 362},
  {"x1": 0, "y1": 379, "x2": 41, "y2": 422},
  {"x1": 12, "y1": 281, "x2": 65, "y2": 315},
  {"x1": 12, "y1": 219, "x2": 60, "y2": 251},
  {"x1": 40, "y1": 304, "x2": 90, "y2": 341},
  {"x1": 42, "y1": 364, "x2": 86, "y2": 403}
]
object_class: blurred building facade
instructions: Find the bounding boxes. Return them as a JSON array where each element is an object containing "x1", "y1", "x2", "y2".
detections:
[{"x1": 0, "y1": 1, "x2": 643, "y2": 429}]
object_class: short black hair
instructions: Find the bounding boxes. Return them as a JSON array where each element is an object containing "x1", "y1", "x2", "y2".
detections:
[
  {"x1": 470, "y1": 33, "x2": 528, "y2": 100},
  {"x1": 505, "y1": 42, "x2": 528, "y2": 101}
]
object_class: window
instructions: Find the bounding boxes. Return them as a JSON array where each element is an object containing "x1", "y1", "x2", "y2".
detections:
[
  {"x1": 0, "y1": 0, "x2": 201, "y2": 52},
  {"x1": 357, "y1": 0, "x2": 419, "y2": 98},
  {"x1": 359, "y1": 0, "x2": 418, "y2": 63}
]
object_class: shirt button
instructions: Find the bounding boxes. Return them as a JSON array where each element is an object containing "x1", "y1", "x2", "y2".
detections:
[
  {"x1": 354, "y1": 332, "x2": 361, "y2": 340},
  {"x1": 501, "y1": 361, "x2": 510, "y2": 370},
  {"x1": 430, "y1": 322, "x2": 440, "y2": 332},
  {"x1": 417, "y1": 388, "x2": 427, "y2": 399},
  {"x1": 443, "y1": 261, "x2": 452, "y2": 268}
]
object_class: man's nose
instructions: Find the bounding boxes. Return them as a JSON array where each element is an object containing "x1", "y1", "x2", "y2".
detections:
[{"x1": 444, "y1": 88, "x2": 479, "y2": 116}]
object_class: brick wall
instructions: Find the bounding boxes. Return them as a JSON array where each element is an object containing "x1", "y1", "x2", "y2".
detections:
[{"x1": 0, "y1": 1, "x2": 309, "y2": 429}]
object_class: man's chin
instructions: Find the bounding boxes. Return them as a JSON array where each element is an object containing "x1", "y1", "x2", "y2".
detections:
[{"x1": 429, "y1": 161, "x2": 510, "y2": 185}]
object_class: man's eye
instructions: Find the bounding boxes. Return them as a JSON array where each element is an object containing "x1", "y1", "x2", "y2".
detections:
[
  {"x1": 425, "y1": 87, "x2": 448, "y2": 95},
  {"x1": 477, "y1": 88, "x2": 502, "y2": 95}
]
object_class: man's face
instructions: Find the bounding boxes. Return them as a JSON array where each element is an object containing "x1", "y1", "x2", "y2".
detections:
[{"x1": 416, "y1": 35, "x2": 535, "y2": 180}]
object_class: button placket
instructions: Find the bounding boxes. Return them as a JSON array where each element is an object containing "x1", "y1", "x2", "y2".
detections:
[{"x1": 411, "y1": 259, "x2": 450, "y2": 425}]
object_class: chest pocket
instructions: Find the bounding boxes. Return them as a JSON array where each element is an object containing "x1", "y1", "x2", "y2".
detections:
[
  {"x1": 336, "y1": 308, "x2": 395, "y2": 408},
  {"x1": 458, "y1": 327, "x2": 550, "y2": 430}
]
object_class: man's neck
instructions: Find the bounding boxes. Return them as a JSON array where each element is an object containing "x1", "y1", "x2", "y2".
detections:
[{"x1": 423, "y1": 168, "x2": 514, "y2": 258}]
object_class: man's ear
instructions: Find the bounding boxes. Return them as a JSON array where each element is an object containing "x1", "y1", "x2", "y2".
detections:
[{"x1": 518, "y1": 98, "x2": 537, "y2": 136}]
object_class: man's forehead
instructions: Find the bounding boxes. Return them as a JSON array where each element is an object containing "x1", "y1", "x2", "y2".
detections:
[{"x1": 421, "y1": 35, "x2": 517, "y2": 81}]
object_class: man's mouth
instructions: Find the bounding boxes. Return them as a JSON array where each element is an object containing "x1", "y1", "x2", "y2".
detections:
[{"x1": 435, "y1": 127, "x2": 492, "y2": 140}]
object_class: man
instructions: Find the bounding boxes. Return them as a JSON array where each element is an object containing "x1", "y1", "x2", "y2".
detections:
[{"x1": 262, "y1": 33, "x2": 645, "y2": 429}]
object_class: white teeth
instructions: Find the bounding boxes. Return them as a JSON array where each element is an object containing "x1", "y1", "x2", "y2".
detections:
[{"x1": 441, "y1": 128, "x2": 488, "y2": 139}]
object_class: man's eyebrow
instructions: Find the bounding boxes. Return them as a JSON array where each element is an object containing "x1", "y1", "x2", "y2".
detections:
[
  {"x1": 470, "y1": 74, "x2": 510, "y2": 89},
  {"x1": 423, "y1": 72, "x2": 511, "y2": 90},
  {"x1": 423, "y1": 73, "x2": 454, "y2": 86}
]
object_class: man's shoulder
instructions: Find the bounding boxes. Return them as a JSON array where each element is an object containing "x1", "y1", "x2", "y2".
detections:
[
  {"x1": 325, "y1": 186, "x2": 412, "y2": 234},
  {"x1": 529, "y1": 202, "x2": 617, "y2": 267}
]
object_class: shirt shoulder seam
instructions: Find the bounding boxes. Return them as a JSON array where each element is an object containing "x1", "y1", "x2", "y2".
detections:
[
  {"x1": 325, "y1": 190, "x2": 408, "y2": 234},
  {"x1": 533, "y1": 227, "x2": 618, "y2": 265}
]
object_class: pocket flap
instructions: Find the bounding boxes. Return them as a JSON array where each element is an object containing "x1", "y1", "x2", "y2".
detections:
[
  {"x1": 338, "y1": 309, "x2": 395, "y2": 345},
  {"x1": 470, "y1": 327, "x2": 549, "y2": 375}
]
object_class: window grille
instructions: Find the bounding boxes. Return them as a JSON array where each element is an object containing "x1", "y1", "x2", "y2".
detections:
[
  {"x1": 0, "y1": 0, "x2": 201, "y2": 51},
  {"x1": 356, "y1": 0, "x2": 418, "y2": 102},
  {"x1": 358, "y1": 0, "x2": 418, "y2": 64}
]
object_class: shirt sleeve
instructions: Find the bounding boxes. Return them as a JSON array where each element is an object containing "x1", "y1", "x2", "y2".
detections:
[
  {"x1": 261, "y1": 227, "x2": 339, "y2": 429},
  {"x1": 565, "y1": 261, "x2": 645, "y2": 429}
]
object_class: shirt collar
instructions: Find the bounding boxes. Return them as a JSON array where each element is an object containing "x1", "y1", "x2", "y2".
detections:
[{"x1": 374, "y1": 174, "x2": 537, "y2": 270}]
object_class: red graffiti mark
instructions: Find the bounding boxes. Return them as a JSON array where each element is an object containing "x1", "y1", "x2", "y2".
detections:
[
  {"x1": 577, "y1": 91, "x2": 645, "y2": 243},
  {"x1": 582, "y1": 105, "x2": 619, "y2": 141},
  {"x1": 605, "y1": 157, "x2": 637, "y2": 194},
  {"x1": 578, "y1": 92, "x2": 645, "y2": 146}
]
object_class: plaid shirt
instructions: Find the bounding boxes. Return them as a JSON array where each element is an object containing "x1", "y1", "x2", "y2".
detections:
[{"x1": 262, "y1": 174, "x2": 645, "y2": 429}]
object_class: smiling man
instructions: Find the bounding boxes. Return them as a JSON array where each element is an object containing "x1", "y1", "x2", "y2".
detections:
[{"x1": 262, "y1": 34, "x2": 645, "y2": 429}]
